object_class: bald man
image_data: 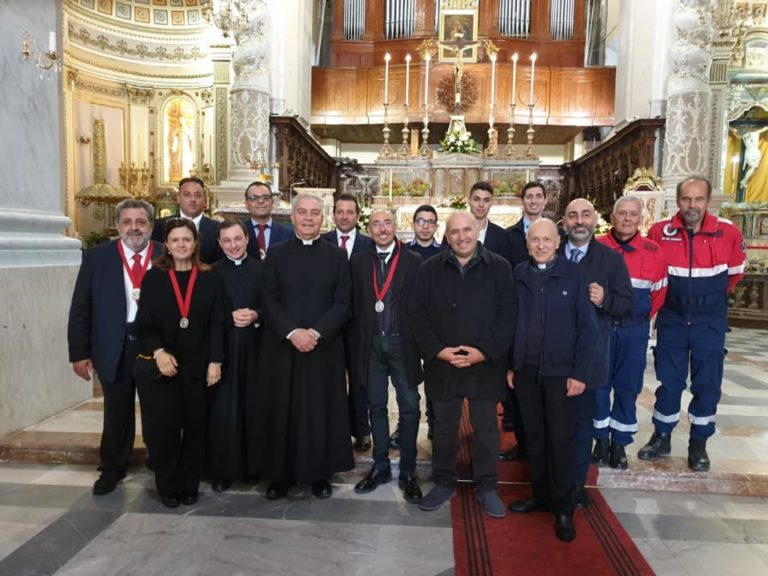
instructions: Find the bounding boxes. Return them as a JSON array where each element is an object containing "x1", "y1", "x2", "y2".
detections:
[{"x1": 411, "y1": 212, "x2": 515, "y2": 518}]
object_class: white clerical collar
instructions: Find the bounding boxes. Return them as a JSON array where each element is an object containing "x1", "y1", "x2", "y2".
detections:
[
  {"x1": 296, "y1": 234, "x2": 320, "y2": 245},
  {"x1": 180, "y1": 211, "x2": 203, "y2": 229},
  {"x1": 226, "y1": 254, "x2": 247, "y2": 266}
]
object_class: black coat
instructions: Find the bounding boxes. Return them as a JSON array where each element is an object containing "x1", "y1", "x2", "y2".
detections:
[
  {"x1": 348, "y1": 243, "x2": 424, "y2": 390},
  {"x1": 321, "y1": 229, "x2": 374, "y2": 258},
  {"x1": 410, "y1": 244, "x2": 516, "y2": 401},
  {"x1": 510, "y1": 256, "x2": 599, "y2": 385},
  {"x1": 152, "y1": 215, "x2": 223, "y2": 265},
  {"x1": 245, "y1": 220, "x2": 293, "y2": 260},
  {"x1": 559, "y1": 238, "x2": 633, "y2": 388},
  {"x1": 507, "y1": 218, "x2": 568, "y2": 269},
  {"x1": 67, "y1": 239, "x2": 163, "y2": 383}
]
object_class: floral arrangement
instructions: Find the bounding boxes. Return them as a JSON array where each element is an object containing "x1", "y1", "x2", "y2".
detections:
[
  {"x1": 406, "y1": 178, "x2": 430, "y2": 197},
  {"x1": 595, "y1": 212, "x2": 611, "y2": 235},
  {"x1": 439, "y1": 127, "x2": 479, "y2": 155},
  {"x1": 440, "y1": 195, "x2": 468, "y2": 210},
  {"x1": 380, "y1": 180, "x2": 406, "y2": 197},
  {"x1": 358, "y1": 206, "x2": 374, "y2": 229}
]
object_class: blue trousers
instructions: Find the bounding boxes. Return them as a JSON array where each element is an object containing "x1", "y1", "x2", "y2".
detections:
[
  {"x1": 652, "y1": 322, "x2": 726, "y2": 440},
  {"x1": 367, "y1": 336, "x2": 420, "y2": 476},
  {"x1": 594, "y1": 323, "x2": 649, "y2": 446}
]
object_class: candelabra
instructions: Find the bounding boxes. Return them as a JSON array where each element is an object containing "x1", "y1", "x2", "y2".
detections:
[
  {"x1": 20, "y1": 31, "x2": 61, "y2": 79},
  {"x1": 398, "y1": 104, "x2": 411, "y2": 157},
  {"x1": 201, "y1": 0, "x2": 248, "y2": 38},
  {"x1": 380, "y1": 103, "x2": 394, "y2": 158},
  {"x1": 485, "y1": 105, "x2": 498, "y2": 157},
  {"x1": 505, "y1": 103, "x2": 517, "y2": 157},
  {"x1": 419, "y1": 104, "x2": 432, "y2": 157},
  {"x1": 245, "y1": 148, "x2": 279, "y2": 183},
  {"x1": 525, "y1": 102, "x2": 537, "y2": 158}
]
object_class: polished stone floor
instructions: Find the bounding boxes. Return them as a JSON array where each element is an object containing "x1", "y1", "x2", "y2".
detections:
[{"x1": 1, "y1": 327, "x2": 768, "y2": 574}]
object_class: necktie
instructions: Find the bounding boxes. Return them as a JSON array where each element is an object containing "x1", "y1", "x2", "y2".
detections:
[
  {"x1": 378, "y1": 252, "x2": 389, "y2": 277},
  {"x1": 570, "y1": 248, "x2": 582, "y2": 263},
  {"x1": 131, "y1": 253, "x2": 142, "y2": 276},
  {"x1": 256, "y1": 224, "x2": 267, "y2": 254},
  {"x1": 340, "y1": 234, "x2": 349, "y2": 249}
]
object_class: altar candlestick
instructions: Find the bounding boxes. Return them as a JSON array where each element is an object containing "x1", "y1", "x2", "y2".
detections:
[
  {"x1": 490, "y1": 53, "x2": 497, "y2": 109},
  {"x1": 49, "y1": 31, "x2": 55, "y2": 52},
  {"x1": 530, "y1": 53, "x2": 537, "y2": 105},
  {"x1": 405, "y1": 54, "x2": 411, "y2": 107},
  {"x1": 423, "y1": 54, "x2": 430, "y2": 107},
  {"x1": 512, "y1": 53, "x2": 518, "y2": 107},
  {"x1": 384, "y1": 53, "x2": 391, "y2": 106}
]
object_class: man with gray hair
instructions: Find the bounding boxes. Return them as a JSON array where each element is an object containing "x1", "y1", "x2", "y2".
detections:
[
  {"x1": 593, "y1": 196, "x2": 668, "y2": 469},
  {"x1": 252, "y1": 194, "x2": 354, "y2": 500},
  {"x1": 68, "y1": 199, "x2": 162, "y2": 495}
]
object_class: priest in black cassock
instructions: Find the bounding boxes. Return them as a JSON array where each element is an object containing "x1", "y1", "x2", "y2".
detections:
[
  {"x1": 253, "y1": 193, "x2": 353, "y2": 500},
  {"x1": 206, "y1": 220, "x2": 263, "y2": 492}
]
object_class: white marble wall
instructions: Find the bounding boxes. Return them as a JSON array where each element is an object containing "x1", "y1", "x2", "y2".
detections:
[{"x1": 0, "y1": 1, "x2": 89, "y2": 437}]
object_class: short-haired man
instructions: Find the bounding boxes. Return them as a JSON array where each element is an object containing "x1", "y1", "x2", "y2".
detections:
[
  {"x1": 69, "y1": 199, "x2": 162, "y2": 495},
  {"x1": 408, "y1": 204, "x2": 444, "y2": 261},
  {"x1": 253, "y1": 194, "x2": 353, "y2": 500},
  {"x1": 465, "y1": 181, "x2": 513, "y2": 261},
  {"x1": 639, "y1": 177, "x2": 745, "y2": 471},
  {"x1": 322, "y1": 193, "x2": 375, "y2": 452},
  {"x1": 561, "y1": 198, "x2": 633, "y2": 508},
  {"x1": 593, "y1": 196, "x2": 668, "y2": 469},
  {"x1": 348, "y1": 209, "x2": 424, "y2": 503},
  {"x1": 243, "y1": 180, "x2": 293, "y2": 260},
  {"x1": 412, "y1": 212, "x2": 515, "y2": 518},
  {"x1": 507, "y1": 218, "x2": 598, "y2": 542},
  {"x1": 152, "y1": 177, "x2": 222, "y2": 264}
]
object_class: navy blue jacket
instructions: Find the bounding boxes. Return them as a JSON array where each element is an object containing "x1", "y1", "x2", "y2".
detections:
[
  {"x1": 321, "y1": 229, "x2": 374, "y2": 259},
  {"x1": 510, "y1": 255, "x2": 599, "y2": 385},
  {"x1": 67, "y1": 239, "x2": 163, "y2": 384},
  {"x1": 245, "y1": 220, "x2": 293, "y2": 260},
  {"x1": 152, "y1": 214, "x2": 222, "y2": 264}
]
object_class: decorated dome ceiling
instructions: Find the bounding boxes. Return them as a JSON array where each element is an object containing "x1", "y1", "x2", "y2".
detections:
[{"x1": 69, "y1": 0, "x2": 208, "y2": 29}]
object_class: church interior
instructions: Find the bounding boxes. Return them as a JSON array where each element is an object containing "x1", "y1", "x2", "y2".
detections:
[{"x1": 2, "y1": 0, "x2": 768, "y2": 574}]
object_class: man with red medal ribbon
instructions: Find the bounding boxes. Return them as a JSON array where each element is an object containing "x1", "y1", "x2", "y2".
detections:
[
  {"x1": 68, "y1": 199, "x2": 161, "y2": 495},
  {"x1": 348, "y1": 209, "x2": 424, "y2": 503}
]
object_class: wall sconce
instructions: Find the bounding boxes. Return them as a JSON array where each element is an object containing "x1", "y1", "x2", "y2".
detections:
[
  {"x1": 21, "y1": 31, "x2": 61, "y2": 79},
  {"x1": 201, "y1": 0, "x2": 248, "y2": 38}
]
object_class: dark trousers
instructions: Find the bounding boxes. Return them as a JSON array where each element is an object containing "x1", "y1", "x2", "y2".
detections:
[
  {"x1": 515, "y1": 364, "x2": 576, "y2": 515},
  {"x1": 346, "y1": 333, "x2": 371, "y2": 439},
  {"x1": 99, "y1": 332, "x2": 139, "y2": 478},
  {"x1": 432, "y1": 397, "x2": 498, "y2": 492},
  {"x1": 138, "y1": 370, "x2": 207, "y2": 497},
  {"x1": 367, "y1": 336, "x2": 420, "y2": 476},
  {"x1": 571, "y1": 387, "x2": 597, "y2": 489},
  {"x1": 502, "y1": 386, "x2": 528, "y2": 448}
]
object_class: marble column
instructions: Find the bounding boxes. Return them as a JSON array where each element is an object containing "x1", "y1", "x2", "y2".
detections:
[
  {"x1": 661, "y1": 0, "x2": 715, "y2": 211},
  {"x1": 0, "y1": 1, "x2": 88, "y2": 437}
]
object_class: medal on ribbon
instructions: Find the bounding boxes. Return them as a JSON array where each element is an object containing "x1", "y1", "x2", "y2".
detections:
[
  {"x1": 372, "y1": 244, "x2": 401, "y2": 314},
  {"x1": 117, "y1": 241, "x2": 153, "y2": 303},
  {"x1": 169, "y1": 267, "x2": 198, "y2": 330}
]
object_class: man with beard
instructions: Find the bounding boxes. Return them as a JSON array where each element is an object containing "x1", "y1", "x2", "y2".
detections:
[
  {"x1": 639, "y1": 177, "x2": 745, "y2": 471},
  {"x1": 243, "y1": 181, "x2": 293, "y2": 260},
  {"x1": 254, "y1": 194, "x2": 353, "y2": 500},
  {"x1": 68, "y1": 199, "x2": 162, "y2": 495},
  {"x1": 152, "y1": 177, "x2": 222, "y2": 264},
  {"x1": 561, "y1": 198, "x2": 633, "y2": 508},
  {"x1": 207, "y1": 220, "x2": 263, "y2": 491}
]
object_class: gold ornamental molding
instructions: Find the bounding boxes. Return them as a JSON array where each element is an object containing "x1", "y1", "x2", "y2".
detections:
[
  {"x1": 68, "y1": 24, "x2": 208, "y2": 62},
  {"x1": 74, "y1": 77, "x2": 127, "y2": 99},
  {"x1": 440, "y1": 0, "x2": 479, "y2": 9}
]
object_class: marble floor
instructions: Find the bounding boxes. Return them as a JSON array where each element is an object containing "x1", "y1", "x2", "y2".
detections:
[{"x1": 1, "y1": 327, "x2": 768, "y2": 574}]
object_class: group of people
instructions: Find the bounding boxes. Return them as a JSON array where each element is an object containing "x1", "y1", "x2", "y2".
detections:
[{"x1": 68, "y1": 173, "x2": 745, "y2": 543}]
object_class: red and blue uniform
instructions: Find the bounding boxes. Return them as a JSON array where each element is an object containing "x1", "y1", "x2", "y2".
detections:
[
  {"x1": 594, "y1": 231, "x2": 668, "y2": 446},
  {"x1": 648, "y1": 211, "x2": 745, "y2": 439}
]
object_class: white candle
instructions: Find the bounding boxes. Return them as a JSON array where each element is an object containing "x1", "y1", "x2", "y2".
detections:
[
  {"x1": 48, "y1": 31, "x2": 55, "y2": 53},
  {"x1": 530, "y1": 53, "x2": 537, "y2": 105},
  {"x1": 423, "y1": 55, "x2": 431, "y2": 108},
  {"x1": 490, "y1": 53, "x2": 497, "y2": 110},
  {"x1": 384, "y1": 53, "x2": 391, "y2": 106},
  {"x1": 512, "y1": 53, "x2": 518, "y2": 108},
  {"x1": 404, "y1": 54, "x2": 411, "y2": 107}
]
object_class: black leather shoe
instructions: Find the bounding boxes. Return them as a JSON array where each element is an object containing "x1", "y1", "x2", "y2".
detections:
[
  {"x1": 93, "y1": 471, "x2": 126, "y2": 496},
  {"x1": 389, "y1": 426, "x2": 401, "y2": 450},
  {"x1": 180, "y1": 491, "x2": 198, "y2": 506},
  {"x1": 399, "y1": 474, "x2": 423, "y2": 503},
  {"x1": 638, "y1": 431, "x2": 672, "y2": 460},
  {"x1": 508, "y1": 496, "x2": 547, "y2": 514},
  {"x1": 591, "y1": 438, "x2": 610, "y2": 466},
  {"x1": 354, "y1": 468, "x2": 392, "y2": 494},
  {"x1": 160, "y1": 494, "x2": 180, "y2": 508},
  {"x1": 688, "y1": 438, "x2": 710, "y2": 472},
  {"x1": 572, "y1": 486, "x2": 589, "y2": 509},
  {"x1": 266, "y1": 481, "x2": 292, "y2": 500},
  {"x1": 609, "y1": 441, "x2": 629, "y2": 470},
  {"x1": 311, "y1": 480, "x2": 332, "y2": 499},
  {"x1": 211, "y1": 481, "x2": 231, "y2": 493},
  {"x1": 555, "y1": 513, "x2": 576, "y2": 542},
  {"x1": 498, "y1": 445, "x2": 527, "y2": 462},
  {"x1": 353, "y1": 435, "x2": 372, "y2": 452}
]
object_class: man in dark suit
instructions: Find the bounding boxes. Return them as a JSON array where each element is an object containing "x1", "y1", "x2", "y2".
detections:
[
  {"x1": 468, "y1": 181, "x2": 513, "y2": 261},
  {"x1": 152, "y1": 177, "x2": 222, "y2": 264},
  {"x1": 321, "y1": 193, "x2": 374, "y2": 452},
  {"x1": 68, "y1": 199, "x2": 162, "y2": 495},
  {"x1": 348, "y1": 209, "x2": 423, "y2": 503},
  {"x1": 560, "y1": 198, "x2": 633, "y2": 509},
  {"x1": 244, "y1": 180, "x2": 293, "y2": 260}
]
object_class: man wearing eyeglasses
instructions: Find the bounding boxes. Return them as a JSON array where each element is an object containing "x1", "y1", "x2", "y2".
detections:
[
  {"x1": 244, "y1": 180, "x2": 292, "y2": 260},
  {"x1": 408, "y1": 205, "x2": 444, "y2": 261}
]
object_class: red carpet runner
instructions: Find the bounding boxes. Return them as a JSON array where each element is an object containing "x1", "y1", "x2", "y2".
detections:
[{"x1": 452, "y1": 402, "x2": 654, "y2": 576}]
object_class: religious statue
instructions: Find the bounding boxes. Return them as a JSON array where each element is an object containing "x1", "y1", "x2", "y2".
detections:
[
  {"x1": 437, "y1": 21, "x2": 479, "y2": 115},
  {"x1": 643, "y1": 197, "x2": 657, "y2": 234},
  {"x1": 740, "y1": 125, "x2": 768, "y2": 190}
]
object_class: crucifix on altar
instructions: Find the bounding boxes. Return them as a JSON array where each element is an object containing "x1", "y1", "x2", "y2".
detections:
[{"x1": 438, "y1": 19, "x2": 479, "y2": 116}]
